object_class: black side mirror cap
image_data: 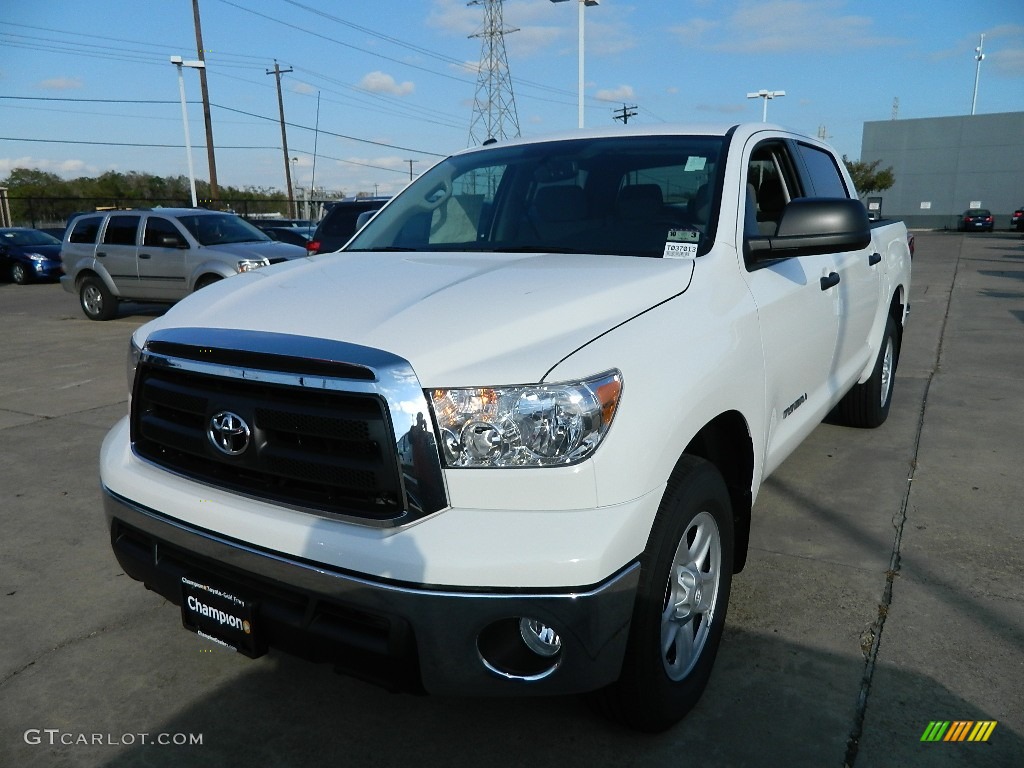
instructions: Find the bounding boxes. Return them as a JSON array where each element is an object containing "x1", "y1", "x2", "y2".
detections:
[{"x1": 748, "y1": 197, "x2": 871, "y2": 259}]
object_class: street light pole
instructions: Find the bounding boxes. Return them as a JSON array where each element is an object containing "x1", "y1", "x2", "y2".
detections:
[
  {"x1": 551, "y1": 0, "x2": 599, "y2": 129},
  {"x1": 746, "y1": 89, "x2": 786, "y2": 122},
  {"x1": 171, "y1": 55, "x2": 205, "y2": 207},
  {"x1": 971, "y1": 33, "x2": 985, "y2": 115}
]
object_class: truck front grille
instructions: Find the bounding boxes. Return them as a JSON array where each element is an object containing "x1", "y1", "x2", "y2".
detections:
[{"x1": 128, "y1": 327, "x2": 448, "y2": 528}]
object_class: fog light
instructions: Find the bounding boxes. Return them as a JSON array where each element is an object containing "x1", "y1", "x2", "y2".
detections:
[{"x1": 519, "y1": 617, "x2": 562, "y2": 657}]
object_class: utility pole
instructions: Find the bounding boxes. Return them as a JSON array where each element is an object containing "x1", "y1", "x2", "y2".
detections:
[
  {"x1": 266, "y1": 60, "x2": 296, "y2": 217},
  {"x1": 613, "y1": 104, "x2": 637, "y2": 124},
  {"x1": 406, "y1": 159, "x2": 418, "y2": 181},
  {"x1": 191, "y1": 0, "x2": 219, "y2": 202}
]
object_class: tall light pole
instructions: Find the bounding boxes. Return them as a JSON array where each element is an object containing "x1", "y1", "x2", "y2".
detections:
[
  {"x1": 746, "y1": 89, "x2": 786, "y2": 122},
  {"x1": 171, "y1": 55, "x2": 205, "y2": 207},
  {"x1": 550, "y1": 0, "x2": 599, "y2": 129},
  {"x1": 971, "y1": 33, "x2": 985, "y2": 115}
]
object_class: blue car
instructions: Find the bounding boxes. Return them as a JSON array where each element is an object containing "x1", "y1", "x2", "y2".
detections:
[{"x1": 0, "y1": 228, "x2": 64, "y2": 284}]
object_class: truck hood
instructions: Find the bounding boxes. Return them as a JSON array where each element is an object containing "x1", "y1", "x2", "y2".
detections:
[{"x1": 144, "y1": 251, "x2": 695, "y2": 385}]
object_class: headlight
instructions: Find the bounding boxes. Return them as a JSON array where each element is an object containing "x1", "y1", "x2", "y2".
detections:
[
  {"x1": 27, "y1": 253, "x2": 48, "y2": 262},
  {"x1": 431, "y1": 370, "x2": 622, "y2": 468},
  {"x1": 237, "y1": 258, "x2": 269, "y2": 272},
  {"x1": 127, "y1": 334, "x2": 143, "y2": 396}
]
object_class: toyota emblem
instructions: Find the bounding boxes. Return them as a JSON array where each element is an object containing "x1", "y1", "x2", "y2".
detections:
[{"x1": 207, "y1": 411, "x2": 251, "y2": 456}]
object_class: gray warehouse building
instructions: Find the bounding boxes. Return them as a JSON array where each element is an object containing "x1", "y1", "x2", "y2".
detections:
[{"x1": 860, "y1": 111, "x2": 1024, "y2": 230}]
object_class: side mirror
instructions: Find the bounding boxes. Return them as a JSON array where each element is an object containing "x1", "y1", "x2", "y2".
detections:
[{"x1": 747, "y1": 198, "x2": 871, "y2": 259}]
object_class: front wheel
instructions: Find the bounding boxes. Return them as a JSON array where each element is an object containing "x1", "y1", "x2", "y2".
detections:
[
  {"x1": 597, "y1": 455, "x2": 734, "y2": 732},
  {"x1": 833, "y1": 314, "x2": 899, "y2": 428},
  {"x1": 194, "y1": 274, "x2": 223, "y2": 291},
  {"x1": 11, "y1": 263, "x2": 31, "y2": 284}
]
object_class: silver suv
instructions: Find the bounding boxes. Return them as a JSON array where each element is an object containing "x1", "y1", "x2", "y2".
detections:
[{"x1": 60, "y1": 208, "x2": 306, "y2": 320}]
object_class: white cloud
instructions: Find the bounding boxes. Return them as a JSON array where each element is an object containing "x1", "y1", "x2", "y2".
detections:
[
  {"x1": 0, "y1": 156, "x2": 94, "y2": 177},
  {"x1": 38, "y1": 77, "x2": 83, "y2": 90},
  {"x1": 359, "y1": 71, "x2": 415, "y2": 96},
  {"x1": 671, "y1": 1, "x2": 902, "y2": 54},
  {"x1": 596, "y1": 85, "x2": 635, "y2": 103},
  {"x1": 292, "y1": 81, "x2": 317, "y2": 95}
]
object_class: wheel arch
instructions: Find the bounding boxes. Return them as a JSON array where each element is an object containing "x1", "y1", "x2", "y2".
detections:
[
  {"x1": 74, "y1": 267, "x2": 120, "y2": 297},
  {"x1": 680, "y1": 410, "x2": 754, "y2": 573}
]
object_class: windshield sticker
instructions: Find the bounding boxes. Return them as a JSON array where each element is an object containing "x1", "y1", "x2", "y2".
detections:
[
  {"x1": 664, "y1": 228, "x2": 699, "y2": 259},
  {"x1": 684, "y1": 156, "x2": 707, "y2": 172}
]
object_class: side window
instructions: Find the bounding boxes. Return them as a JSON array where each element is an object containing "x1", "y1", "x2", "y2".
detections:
[
  {"x1": 746, "y1": 143, "x2": 800, "y2": 238},
  {"x1": 796, "y1": 143, "x2": 849, "y2": 198},
  {"x1": 68, "y1": 216, "x2": 104, "y2": 244},
  {"x1": 143, "y1": 217, "x2": 185, "y2": 247},
  {"x1": 102, "y1": 215, "x2": 140, "y2": 246}
]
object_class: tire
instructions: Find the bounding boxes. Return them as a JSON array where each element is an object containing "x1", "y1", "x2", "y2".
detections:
[
  {"x1": 11, "y1": 263, "x2": 31, "y2": 285},
  {"x1": 194, "y1": 274, "x2": 223, "y2": 291},
  {"x1": 79, "y1": 276, "x2": 118, "y2": 321},
  {"x1": 597, "y1": 455, "x2": 734, "y2": 732},
  {"x1": 833, "y1": 314, "x2": 899, "y2": 428}
]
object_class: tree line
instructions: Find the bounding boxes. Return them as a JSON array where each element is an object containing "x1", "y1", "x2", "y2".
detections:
[{"x1": 1, "y1": 168, "x2": 292, "y2": 226}]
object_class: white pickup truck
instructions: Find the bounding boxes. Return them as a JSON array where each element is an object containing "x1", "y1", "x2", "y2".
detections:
[{"x1": 101, "y1": 123, "x2": 911, "y2": 731}]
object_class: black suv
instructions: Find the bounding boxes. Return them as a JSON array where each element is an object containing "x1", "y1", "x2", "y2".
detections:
[{"x1": 307, "y1": 198, "x2": 390, "y2": 254}]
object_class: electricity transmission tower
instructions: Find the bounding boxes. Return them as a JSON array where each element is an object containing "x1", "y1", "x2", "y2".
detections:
[{"x1": 467, "y1": 0, "x2": 521, "y2": 147}]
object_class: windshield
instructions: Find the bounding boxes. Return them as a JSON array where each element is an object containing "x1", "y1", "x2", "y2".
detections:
[
  {"x1": 2, "y1": 230, "x2": 61, "y2": 246},
  {"x1": 346, "y1": 135, "x2": 724, "y2": 258},
  {"x1": 175, "y1": 213, "x2": 272, "y2": 246}
]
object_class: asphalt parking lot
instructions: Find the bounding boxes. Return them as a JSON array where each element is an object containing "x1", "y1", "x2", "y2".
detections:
[{"x1": 1, "y1": 231, "x2": 1021, "y2": 767}]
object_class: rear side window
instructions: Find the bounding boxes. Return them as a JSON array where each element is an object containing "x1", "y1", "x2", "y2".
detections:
[
  {"x1": 103, "y1": 215, "x2": 141, "y2": 246},
  {"x1": 143, "y1": 217, "x2": 186, "y2": 247},
  {"x1": 322, "y1": 205, "x2": 379, "y2": 237},
  {"x1": 68, "y1": 215, "x2": 104, "y2": 244},
  {"x1": 796, "y1": 143, "x2": 849, "y2": 198}
]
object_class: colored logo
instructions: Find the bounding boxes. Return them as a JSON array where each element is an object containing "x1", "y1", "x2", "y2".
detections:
[{"x1": 920, "y1": 721, "x2": 997, "y2": 743}]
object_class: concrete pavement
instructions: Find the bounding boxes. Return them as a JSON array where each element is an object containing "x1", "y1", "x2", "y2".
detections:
[{"x1": 0, "y1": 231, "x2": 1020, "y2": 766}]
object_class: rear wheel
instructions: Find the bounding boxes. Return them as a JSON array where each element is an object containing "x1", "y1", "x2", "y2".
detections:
[
  {"x1": 597, "y1": 455, "x2": 734, "y2": 732},
  {"x1": 834, "y1": 314, "x2": 899, "y2": 428},
  {"x1": 79, "y1": 276, "x2": 117, "y2": 321}
]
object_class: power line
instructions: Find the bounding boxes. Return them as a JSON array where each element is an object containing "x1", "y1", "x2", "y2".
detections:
[
  {"x1": 0, "y1": 96, "x2": 446, "y2": 157},
  {"x1": 0, "y1": 136, "x2": 412, "y2": 175}
]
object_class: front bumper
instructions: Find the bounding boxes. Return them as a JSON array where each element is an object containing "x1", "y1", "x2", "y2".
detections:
[{"x1": 104, "y1": 487, "x2": 640, "y2": 696}]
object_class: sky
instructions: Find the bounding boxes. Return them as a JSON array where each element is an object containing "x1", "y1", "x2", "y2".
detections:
[{"x1": 1, "y1": 0, "x2": 1022, "y2": 200}]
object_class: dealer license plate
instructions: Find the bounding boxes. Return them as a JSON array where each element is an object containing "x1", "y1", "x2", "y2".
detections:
[{"x1": 180, "y1": 574, "x2": 261, "y2": 657}]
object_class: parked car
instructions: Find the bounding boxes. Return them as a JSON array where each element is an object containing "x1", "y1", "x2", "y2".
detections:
[
  {"x1": 306, "y1": 197, "x2": 390, "y2": 254},
  {"x1": 37, "y1": 226, "x2": 67, "y2": 241},
  {"x1": 957, "y1": 208, "x2": 994, "y2": 232},
  {"x1": 60, "y1": 208, "x2": 306, "y2": 320},
  {"x1": 248, "y1": 218, "x2": 312, "y2": 231},
  {"x1": 0, "y1": 227, "x2": 64, "y2": 284},
  {"x1": 261, "y1": 226, "x2": 313, "y2": 247},
  {"x1": 1011, "y1": 205, "x2": 1024, "y2": 232}
]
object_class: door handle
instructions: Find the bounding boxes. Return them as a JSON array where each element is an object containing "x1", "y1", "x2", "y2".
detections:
[
  {"x1": 820, "y1": 272, "x2": 840, "y2": 291},
  {"x1": 139, "y1": 253, "x2": 152, "y2": 259},
  {"x1": 96, "y1": 251, "x2": 107, "y2": 258},
  {"x1": 869, "y1": 252, "x2": 882, "y2": 266}
]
